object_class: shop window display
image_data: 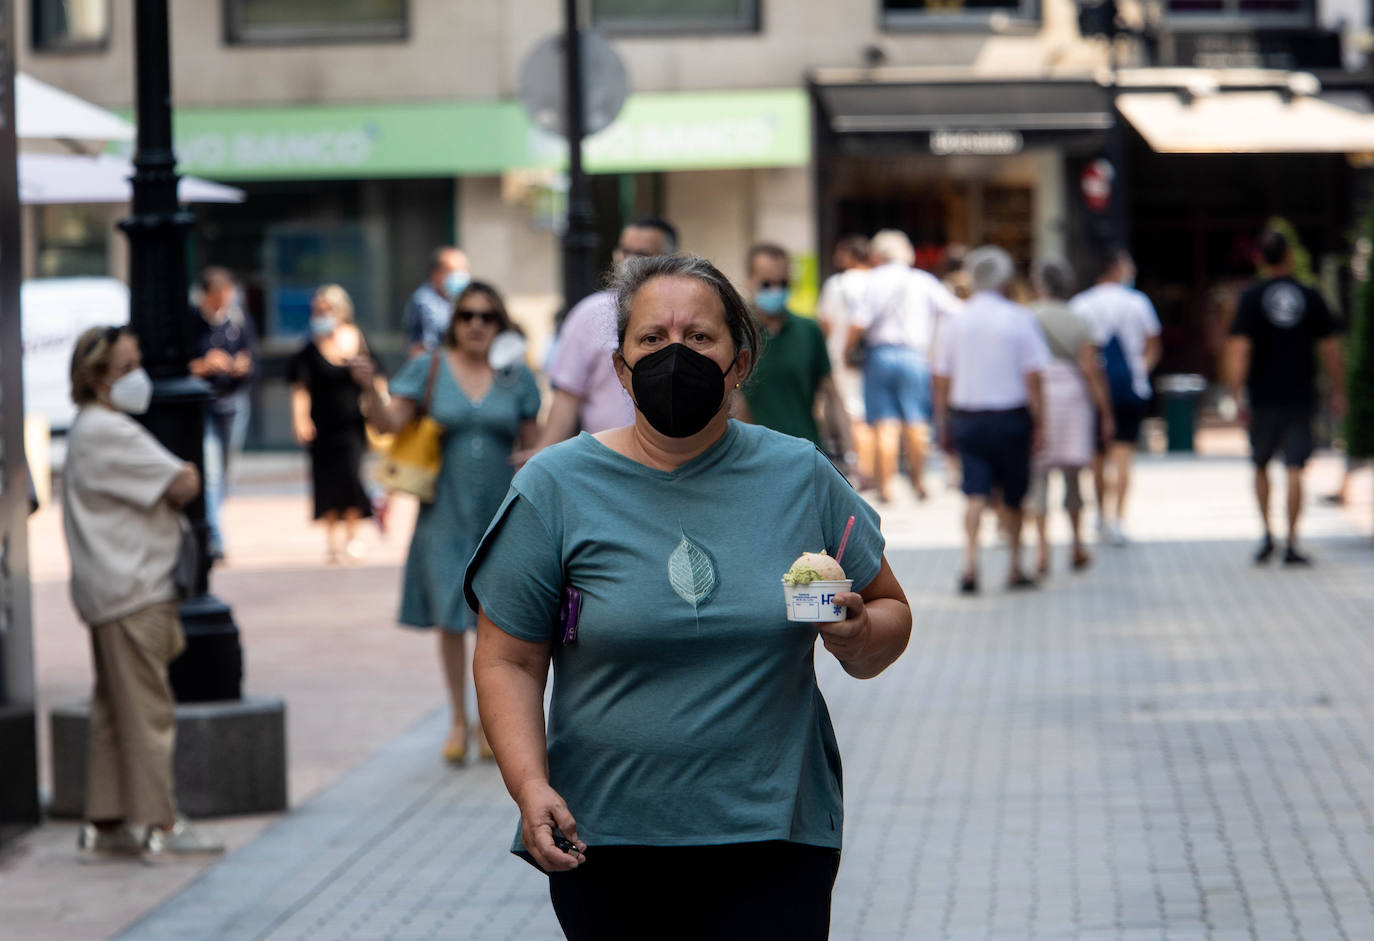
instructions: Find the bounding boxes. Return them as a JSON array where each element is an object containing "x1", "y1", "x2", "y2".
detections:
[
  {"x1": 37, "y1": 205, "x2": 109, "y2": 279},
  {"x1": 225, "y1": 0, "x2": 406, "y2": 45},
  {"x1": 592, "y1": 0, "x2": 758, "y2": 32},
  {"x1": 883, "y1": 0, "x2": 1038, "y2": 25},
  {"x1": 31, "y1": 0, "x2": 108, "y2": 51}
]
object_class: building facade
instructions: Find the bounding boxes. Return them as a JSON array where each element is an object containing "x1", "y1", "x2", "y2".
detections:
[{"x1": 17, "y1": 0, "x2": 1373, "y2": 443}]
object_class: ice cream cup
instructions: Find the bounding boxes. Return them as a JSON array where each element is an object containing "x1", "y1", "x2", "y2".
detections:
[{"x1": 782, "y1": 579, "x2": 854, "y2": 622}]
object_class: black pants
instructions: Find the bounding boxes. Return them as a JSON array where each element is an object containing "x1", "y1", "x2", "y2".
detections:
[{"x1": 547, "y1": 841, "x2": 841, "y2": 941}]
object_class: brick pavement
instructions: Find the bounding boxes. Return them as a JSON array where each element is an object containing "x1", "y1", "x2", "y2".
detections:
[{"x1": 102, "y1": 450, "x2": 1374, "y2": 941}]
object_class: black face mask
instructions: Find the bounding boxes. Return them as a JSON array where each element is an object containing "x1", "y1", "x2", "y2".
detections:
[{"x1": 626, "y1": 342, "x2": 734, "y2": 438}]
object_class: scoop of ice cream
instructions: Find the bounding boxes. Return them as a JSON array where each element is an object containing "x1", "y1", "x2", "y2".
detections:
[{"x1": 782, "y1": 551, "x2": 846, "y2": 586}]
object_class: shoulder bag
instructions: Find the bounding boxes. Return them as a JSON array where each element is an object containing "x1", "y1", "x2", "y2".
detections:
[{"x1": 373, "y1": 353, "x2": 444, "y2": 502}]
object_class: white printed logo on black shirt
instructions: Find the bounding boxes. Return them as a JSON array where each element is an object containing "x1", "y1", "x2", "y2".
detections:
[{"x1": 1262, "y1": 281, "x2": 1306, "y2": 329}]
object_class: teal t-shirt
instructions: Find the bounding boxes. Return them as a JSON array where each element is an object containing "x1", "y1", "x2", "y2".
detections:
[{"x1": 464, "y1": 420, "x2": 884, "y2": 856}]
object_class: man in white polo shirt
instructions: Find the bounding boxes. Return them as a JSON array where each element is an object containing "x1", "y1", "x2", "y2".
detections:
[{"x1": 933, "y1": 245, "x2": 1051, "y2": 595}]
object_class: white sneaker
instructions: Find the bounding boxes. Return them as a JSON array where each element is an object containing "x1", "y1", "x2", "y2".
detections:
[
  {"x1": 344, "y1": 539, "x2": 368, "y2": 564},
  {"x1": 1106, "y1": 521, "x2": 1128, "y2": 547},
  {"x1": 142, "y1": 817, "x2": 225, "y2": 861},
  {"x1": 77, "y1": 823, "x2": 142, "y2": 862}
]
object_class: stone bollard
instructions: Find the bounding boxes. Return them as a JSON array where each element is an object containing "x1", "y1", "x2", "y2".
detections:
[{"x1": 49, "y1": 697, "x2": 288, "y2": 819}]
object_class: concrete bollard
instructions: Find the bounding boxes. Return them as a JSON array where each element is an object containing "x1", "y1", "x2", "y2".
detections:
[{"x1": 49, "y1": 697, "x2": 288, "y2": 819}]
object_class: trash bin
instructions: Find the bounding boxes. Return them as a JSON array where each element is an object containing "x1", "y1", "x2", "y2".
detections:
[{"x1": 1155, "y1": 374, "x2": 1208, "y2": 453}]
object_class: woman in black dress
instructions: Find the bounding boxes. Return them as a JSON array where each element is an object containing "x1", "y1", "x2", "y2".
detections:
[{"x1": 288, "y1": 284, "x2": 382, "y2": 564}]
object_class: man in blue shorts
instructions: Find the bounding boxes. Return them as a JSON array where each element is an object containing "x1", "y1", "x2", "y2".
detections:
[{"x1": 934, "y1": 246, "x2": 1051, "y2": 594}]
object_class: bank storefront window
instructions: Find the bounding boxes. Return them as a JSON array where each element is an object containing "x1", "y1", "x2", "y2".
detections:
[
  {"x1": 32, "y1": 0, "x2": 109, "y2": 51},
  {"x1": 882, "y1": 0, "x2": 1039, "y2": 28},
  {"x1": 37, "y1": 205, "x2": 109, "y2": 278},
  {"x1": 592, "y1": 0, "x2": 759, "y2": 33},
  {"x1": 225, "y1": 0, "x2": 406, "y2": 45},
  {"x1": 1165, "y1": 0, "x2": 1311, "y2": 24}
]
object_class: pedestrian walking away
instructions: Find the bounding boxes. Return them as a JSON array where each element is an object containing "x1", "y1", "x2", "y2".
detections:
[
  {"x1": 933, "y1": 245, "x2": 1051, "y2": 594},
  {"x1": 1226, "y1": 228, "x2": 1347, "y2": 565},
  {"x1": 187, "y1": 266, "x2": 257, "y2": 562},
  {"x1": 288, "y1": 284, "x2": 385, "y2": 564},
  {"x1": 402, "y1": 245, "x2": 471, "y2": 356},
  {"x1": 533, "y1": 217, "x2": 680, "y2": 453},
  {"x1": 738, "y1": 242, "x2": 856, "y2": 470},
  {"x1": 62, "y1": 326, "x2": 224, "y2": 862},
  {"x1": 1070, "y1": 250, "x2": 1163, "y2": 546},
  {"x1": 1028, "y1": 258, "x2": 1114, "y2": 576},
  {"x1": 816, "y1": 234, "x2": 875, "y2": 481},
  {"x1": 468, "y1": 254, "x2": 911, "y2": 940},
  {"x1": 358, "y1": 281, "x2": 541, "y2": 765},
  {"x1": 846, "y1": 229, "x2": 963, "y2": 502}
]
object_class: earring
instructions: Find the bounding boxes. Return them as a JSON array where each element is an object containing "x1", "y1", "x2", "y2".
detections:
[{"x1": 735, "y1": 382, "x2": 740, "y2": 389}]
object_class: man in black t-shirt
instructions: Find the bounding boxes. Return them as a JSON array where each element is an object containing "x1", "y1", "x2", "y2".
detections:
[{"x1": 1227, "y1": 230, "x2": 1346, "y2": 565}]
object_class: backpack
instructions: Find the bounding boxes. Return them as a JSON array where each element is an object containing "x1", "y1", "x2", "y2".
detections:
[{"x1": 1101, "y1": 333, "x2": 1145, "y2": 407}]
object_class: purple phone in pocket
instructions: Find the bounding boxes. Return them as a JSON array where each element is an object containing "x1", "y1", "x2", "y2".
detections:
[{"x1": 559, "y1": 586, "x2": 582, "y2": 645}]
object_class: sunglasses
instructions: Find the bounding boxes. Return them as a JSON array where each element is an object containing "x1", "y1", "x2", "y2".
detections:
[
  {"x1": 757, "y1": 280, "x2": 787, "y2": 290},
  {"x1": 456, "y1": 309, "x2": 500, "y2": 326}
]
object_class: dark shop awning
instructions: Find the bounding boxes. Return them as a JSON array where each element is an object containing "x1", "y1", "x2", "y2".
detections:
[{"x1": 808, "y1": 69, "x2": 1113, "y2": 152}]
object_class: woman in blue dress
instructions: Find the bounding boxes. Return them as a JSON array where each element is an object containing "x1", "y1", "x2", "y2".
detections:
[{"x1": 356, "y1": 282, "x2": 541, "y2": 763}]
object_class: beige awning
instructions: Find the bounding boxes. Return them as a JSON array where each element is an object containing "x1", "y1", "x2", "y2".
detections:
[{"x1": 1118, "y1": 90, "x2": 1374, "y2": 154}]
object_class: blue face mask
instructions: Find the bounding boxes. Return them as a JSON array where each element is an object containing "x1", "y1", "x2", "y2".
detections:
[
  {"x1": 309, "y1": 316, "x2": 338, "y2": 337},
  {"x1": 754, "y1": 287, "x2": 789, "y2": 314},
  {"x1": 443, "y1": 270, "x2": 471, "y2": 299}
]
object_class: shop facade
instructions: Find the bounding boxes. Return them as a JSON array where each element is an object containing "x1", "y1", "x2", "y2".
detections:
[{"x1": 143, "y1": 89, "x2": 811, "y2": 447}]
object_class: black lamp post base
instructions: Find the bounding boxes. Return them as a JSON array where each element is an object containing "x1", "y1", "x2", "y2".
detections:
[
  {"x1": 0, "y1": 704, "x2": 40, "y2": 844},
  {"x1": 171, "y1": 593, "x2": 243, "y2": 703}
]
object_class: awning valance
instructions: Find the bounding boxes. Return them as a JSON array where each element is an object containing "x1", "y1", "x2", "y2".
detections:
[
  {"x1": 809, "y1": 73, "x2": 1113, "y2": 136},
  {"x1": 1117, "y1": 89, "x2": 1374, "y2": 154}
]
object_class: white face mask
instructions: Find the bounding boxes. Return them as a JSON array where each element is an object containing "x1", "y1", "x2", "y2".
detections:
[{"x1": 109, "y1": 368, "x2": 153, "y2": 415}]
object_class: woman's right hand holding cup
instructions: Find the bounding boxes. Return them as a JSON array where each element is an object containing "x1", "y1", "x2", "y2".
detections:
[{"x1": 516, "y1": 778, "x2": 586, "y2": 871}]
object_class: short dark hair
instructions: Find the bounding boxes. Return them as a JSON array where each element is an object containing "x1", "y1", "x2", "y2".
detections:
[
  {"x1": 625, "y1": 217, "x2": 679, "y2": 254},
  {"x1": 428, "y1": 246, "x2": 461, "y2": 274},
  {"x1": 444, "y1": 280, "x2": 513, "y2": 349},
  {"x1": 199, "y1": 266, "x2": 234, "y2": 293},
  {"x1": 611, "y1": 254, "x2": 761, "y2": 384},
  {"x1": 1031, "y1": 257, "x2": 1077, "y2": 301},
  {"x1": 1094, "y1": 248, "x2": 1130, "y2": 283},
  {"x1": 1258, "y1": 229, "x2": 1290, "y2": 267},
  {"x1": 747, "y1": 242, "x2": 789, "y2": 275},
  {"x1": 834, "y1": 234, "x2": 870, "y2": 264}
]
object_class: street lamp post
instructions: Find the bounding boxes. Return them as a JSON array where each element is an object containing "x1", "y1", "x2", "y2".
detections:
[
  {"x1": 561, "y1": 0, "x2": 599, "y2": 309},
  {"x1": 120, "y1": 0, "x2": 241, "y2": 702}
]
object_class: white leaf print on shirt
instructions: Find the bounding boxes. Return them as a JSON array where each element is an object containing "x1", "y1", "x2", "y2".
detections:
[{"x1": 667, "y1": 535, "x2": 717, "y2": 608}]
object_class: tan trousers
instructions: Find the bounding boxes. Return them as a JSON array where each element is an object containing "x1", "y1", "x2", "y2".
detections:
[{"x1": 85, "y1": 600, "x2": 186, "y2": 827}]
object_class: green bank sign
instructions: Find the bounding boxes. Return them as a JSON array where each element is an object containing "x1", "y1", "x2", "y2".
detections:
[{"x1": 161, "y1": 89, "x2": 808, "y2": 180}]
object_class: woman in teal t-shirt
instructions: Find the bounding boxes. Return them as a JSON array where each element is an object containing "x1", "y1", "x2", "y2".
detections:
[
  {"x1": 357, "y1": 282, "x2": 540, "y2": 765},
  {"x1": 467, "y1": 255, "x2": 912, "y2": 940}
]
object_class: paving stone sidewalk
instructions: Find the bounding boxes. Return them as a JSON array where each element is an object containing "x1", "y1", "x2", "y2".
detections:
[{"x1": 120, "y1": 455, "x2": 1374, "y2": 941}]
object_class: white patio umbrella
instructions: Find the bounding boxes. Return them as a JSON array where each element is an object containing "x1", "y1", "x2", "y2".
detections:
[
  {"x1": 19, "y1": 152, "x2": 245, "y2": 205},
  {"x1": 15, "y1": 72, "x2": 135, "y2": 148}
]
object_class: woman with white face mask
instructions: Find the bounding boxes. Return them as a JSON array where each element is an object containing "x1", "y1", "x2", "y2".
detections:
[{"x1": 62, "y1": 326, "x2": 223, "y2": 861}]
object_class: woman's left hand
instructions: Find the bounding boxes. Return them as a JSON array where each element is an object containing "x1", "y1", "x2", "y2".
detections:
[{"x1": 816, "y1": 592, "x2": 872, "y2": 665}]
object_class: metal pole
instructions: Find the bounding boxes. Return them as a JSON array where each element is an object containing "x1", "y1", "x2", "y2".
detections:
[
  {"x1": 561, "y1": 0, "x2": 598, "y2": 308},
  {"x1": 119, "y1": 0, "x2": 241, "y2": 702},
  {"x1": 0, "y1": 0, "x2": 41, "y2": 838}
]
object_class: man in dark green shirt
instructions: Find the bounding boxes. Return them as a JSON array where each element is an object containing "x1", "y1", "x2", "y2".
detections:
[{"x1": 740, "y1": 244, "x2": 856, "y2": 464}]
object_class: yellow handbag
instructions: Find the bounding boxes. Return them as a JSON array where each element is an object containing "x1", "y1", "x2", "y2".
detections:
[{"x1": 373, "y1": 353, "x2": 443, "y2": 502}]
